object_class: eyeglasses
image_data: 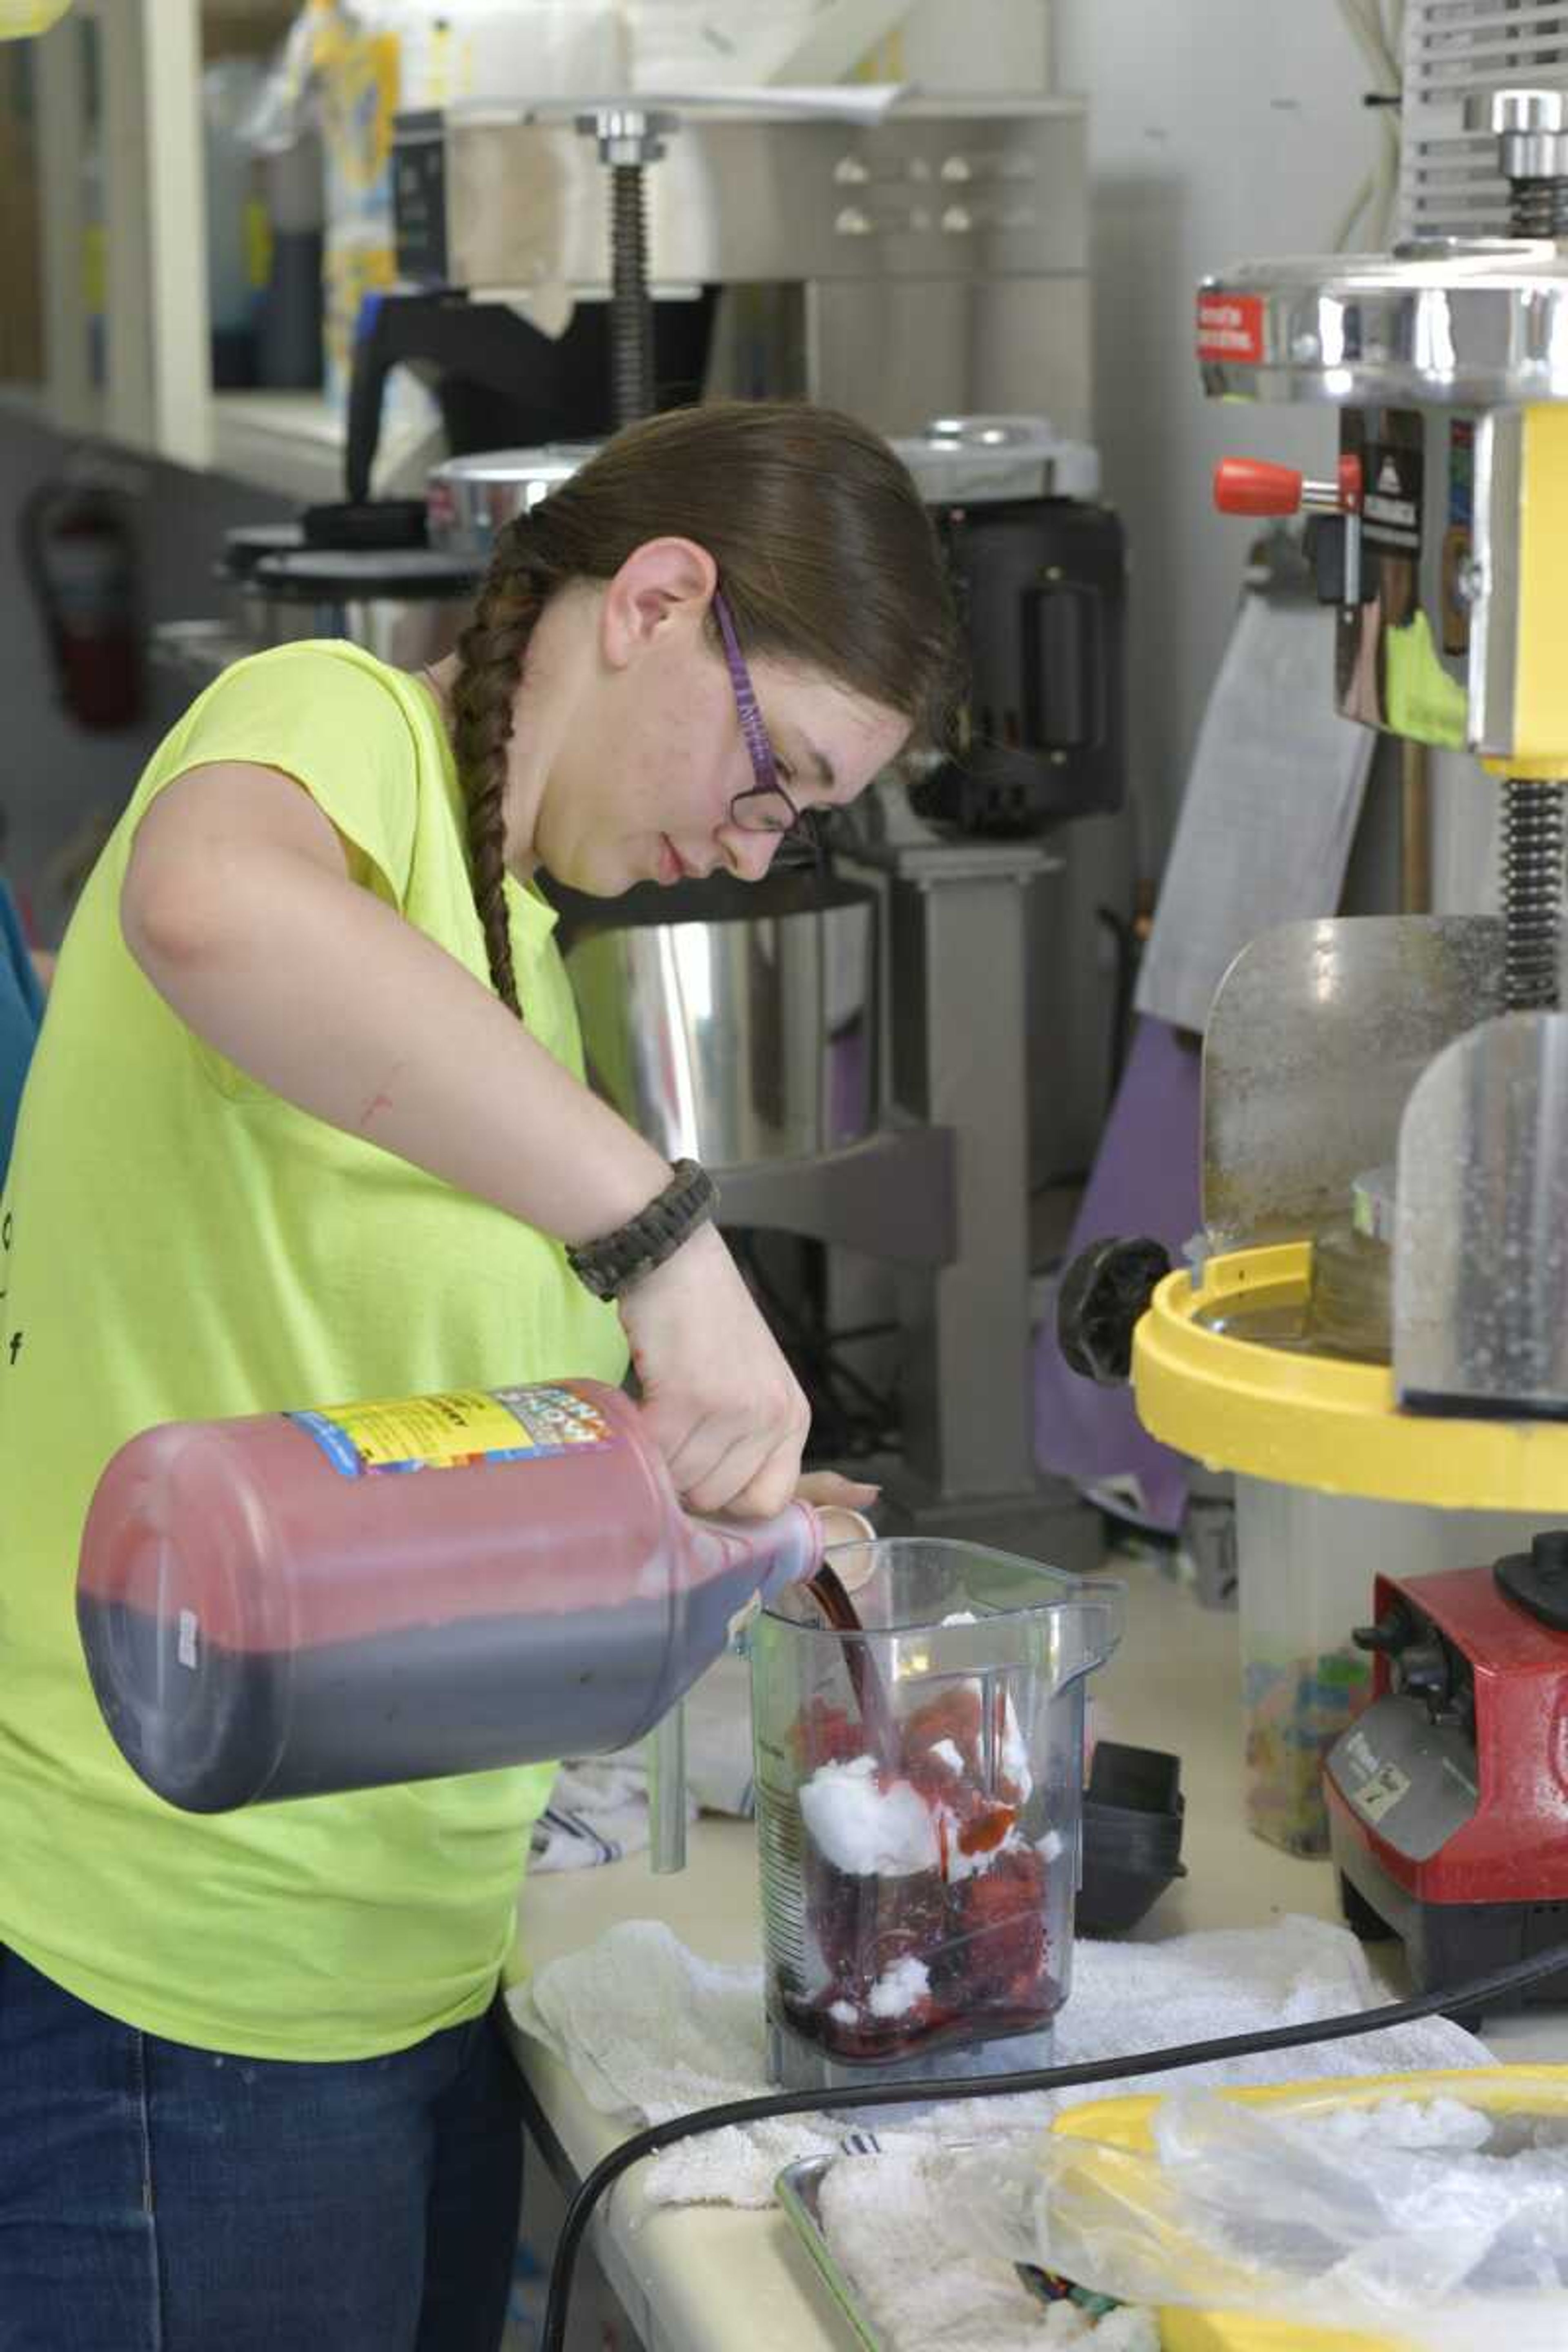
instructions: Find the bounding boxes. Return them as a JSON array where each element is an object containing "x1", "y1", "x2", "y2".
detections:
[{"x1": 712, "y1": 588, "x2": 829, "y2": 873}]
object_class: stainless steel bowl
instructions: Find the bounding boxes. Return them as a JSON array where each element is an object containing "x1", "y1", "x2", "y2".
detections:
[{"x1": 560, "y1": 872, "x2": 878, "y2": 1168}]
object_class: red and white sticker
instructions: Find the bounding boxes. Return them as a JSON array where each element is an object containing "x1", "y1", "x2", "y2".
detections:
[{"x1": 1196, "y1": 291, "x2": 1265, "y2": 365}]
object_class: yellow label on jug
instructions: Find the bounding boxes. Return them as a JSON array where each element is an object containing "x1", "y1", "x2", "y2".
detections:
[{"x1": 287, "y1": 1385, "x2": 613, "y2": 1477}]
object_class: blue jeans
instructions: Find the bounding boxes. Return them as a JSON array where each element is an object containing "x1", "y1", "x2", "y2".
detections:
[{"x1": 0, "y1": 1943, "x2": 524, "y2": 2352}]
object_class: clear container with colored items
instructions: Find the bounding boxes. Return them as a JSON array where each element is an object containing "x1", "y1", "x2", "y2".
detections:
[
  {"x1": 78, "y1": 1379, "x2": 821, "y2": 1813},
  {"x1": 751, "y1": 1538, "x2": 1122, "y2": 2093},
  {"x1": 1236, "y1": 1477, "x2": 1550, "y2": 1855}
]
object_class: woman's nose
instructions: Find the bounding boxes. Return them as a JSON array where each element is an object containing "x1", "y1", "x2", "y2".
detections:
[{"x1": 717, "y1": 825, "x2": 781, "y2": 882}]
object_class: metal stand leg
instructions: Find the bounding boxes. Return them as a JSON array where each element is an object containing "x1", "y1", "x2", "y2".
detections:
[{"x1": 872, "y1": 837, "x2": 1104, "y2": 1570}]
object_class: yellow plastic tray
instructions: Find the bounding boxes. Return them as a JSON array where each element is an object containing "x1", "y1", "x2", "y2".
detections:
[
  {"x1": 1133, "y1": 1244, "x2": 1568, "y2": 1510},
  {"x1": 1049, "y1": 2065, "x2": 1568, "y2": 2350}
]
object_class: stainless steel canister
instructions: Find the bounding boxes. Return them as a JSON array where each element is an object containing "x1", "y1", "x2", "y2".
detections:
[
  {"x1": 426, "y1": 444, "x2": 600, "y2": 561},
  {"x1": 561, "y1": 872, "x2": 878, "y2": 1167}
]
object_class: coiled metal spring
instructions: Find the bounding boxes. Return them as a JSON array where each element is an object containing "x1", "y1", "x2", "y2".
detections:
[
  {"x1": 1501, "y1": 777, "x2": 1566, "y2": 1011},
  {"x1": 610, "y1": 164, "x2": 654, "y2": 429},
  {"x1": 1510, "y1": 180, "x2": 1568, "y2": 238}
]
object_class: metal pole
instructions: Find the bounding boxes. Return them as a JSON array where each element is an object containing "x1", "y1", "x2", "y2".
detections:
[{"x1": 577, "y1": 108, "x2": 689, "y2": 1869}]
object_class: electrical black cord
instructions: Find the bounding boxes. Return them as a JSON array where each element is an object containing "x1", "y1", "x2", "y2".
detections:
[{"x1": 538, "y1": 1932, "x2": 1568, "y2": 2352}]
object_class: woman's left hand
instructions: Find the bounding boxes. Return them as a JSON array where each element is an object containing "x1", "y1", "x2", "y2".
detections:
[
  {"x1": 795, "y1": 1470, "x2": 880, "y2": 1567},
  {"x1": 795, "y1": 1470, "x2": 880, "y2": 1513}
]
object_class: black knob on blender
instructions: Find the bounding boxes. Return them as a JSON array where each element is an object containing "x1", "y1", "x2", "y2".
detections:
[
  {"x1": 1353, "y1": 1600, "x2": 1415, "y2": 1655},
  {"x1": 1532, "y1": 1531, "x2": 1568, "y2": 1579},
  {"x1": 1494, "y1": 1528, "x2": 1568, "y2": 1632},
  {"x1": 1056, "y1": 1236, "x2": 1172, "y2": 1386}
]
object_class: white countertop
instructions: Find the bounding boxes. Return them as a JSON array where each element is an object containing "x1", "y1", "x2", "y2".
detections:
[{"x1": 503, "y1": 1554, "x2": 1567, "y2": 2352}]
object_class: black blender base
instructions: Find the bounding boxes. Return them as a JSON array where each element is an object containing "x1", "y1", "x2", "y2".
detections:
[{"x1": 1330, "y1": 1815, "x2": 1568, "y2": 2021}]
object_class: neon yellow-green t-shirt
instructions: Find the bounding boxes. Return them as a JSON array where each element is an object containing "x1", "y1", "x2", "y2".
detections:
[{"x1": 0, "y1": 641, "x2": 627, "y2": 2059}]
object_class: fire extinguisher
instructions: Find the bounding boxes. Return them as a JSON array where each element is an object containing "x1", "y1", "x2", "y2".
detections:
[{"x1": 19, "y1": 472, "x2": 144, "y2": 731}]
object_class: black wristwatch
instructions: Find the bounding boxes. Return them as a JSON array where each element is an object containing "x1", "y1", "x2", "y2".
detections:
[{"x1": 566, "y1": 1160, "x2": 720, "y2": 1301}]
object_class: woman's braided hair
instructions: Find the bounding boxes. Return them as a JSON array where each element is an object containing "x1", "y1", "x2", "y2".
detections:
[{"x1": 450, "y1": 399, "x2": 959, "y2": 1018}]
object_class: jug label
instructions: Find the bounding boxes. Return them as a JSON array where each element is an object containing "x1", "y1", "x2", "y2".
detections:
[{"x1": 287, "y1": 1385, "x2": 615, "y2": 1477}]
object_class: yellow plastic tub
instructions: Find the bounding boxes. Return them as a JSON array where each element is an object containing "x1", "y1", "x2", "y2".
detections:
[
  {"x1": 1048, "y1": 2065, "x2": 1568, "y2": 2350},
  {"x1": 1132, "y1": 1245, "x2": 1568, "y2": 1510}
]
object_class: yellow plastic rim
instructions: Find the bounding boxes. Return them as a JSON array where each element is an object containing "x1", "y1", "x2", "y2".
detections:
[{"x1": 1133, "y1": 1243, "x2": 1568, "y2": 1509}]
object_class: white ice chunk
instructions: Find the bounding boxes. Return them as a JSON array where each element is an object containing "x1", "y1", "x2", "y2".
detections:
[
  {"x1": 800, "y1": 1759, "x2": 940, "y2": 1878},
  {"x1": 928, "y1": 1738, "x2": 965, "y2": 1774},
  {"x1": 867, "y1": 1954, "x2": 931, "y2": 2019},
  {"x1": 1037, "y1": 1826, "x2": 1065, "y2": 1863},
  {"x1": 999, "y1": 1699, "x2": 1032, "y2": 1803},
  {"x1": 829, "y1": 1999, "x2": 858, "y2": 2027}
]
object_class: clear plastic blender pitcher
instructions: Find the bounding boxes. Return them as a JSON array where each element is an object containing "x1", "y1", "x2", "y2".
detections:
[{"x1": 751, "y1": 1537, "x2": 1123, "y2": 2093}]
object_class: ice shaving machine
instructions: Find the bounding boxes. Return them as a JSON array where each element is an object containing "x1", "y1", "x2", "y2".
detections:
[{"x1": 1064, "y1": 46, "x2": 1568, "y2": 2010}]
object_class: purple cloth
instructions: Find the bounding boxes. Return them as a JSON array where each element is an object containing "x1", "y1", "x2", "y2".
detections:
[{"x1": 1033, "y1": 1016, "x2": 1203, "y2": 1532}]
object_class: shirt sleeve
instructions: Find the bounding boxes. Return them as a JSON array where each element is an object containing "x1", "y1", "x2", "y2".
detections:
[{"x1": 156, "y1": 642, "x2": 423, "y2": 909}]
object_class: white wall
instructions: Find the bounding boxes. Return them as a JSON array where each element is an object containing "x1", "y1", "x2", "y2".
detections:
[{"x1": 1051, "y1": 0, "x2": 1394, "y2": 873}]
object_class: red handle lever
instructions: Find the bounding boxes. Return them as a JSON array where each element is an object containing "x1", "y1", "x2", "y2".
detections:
[{"x1": 1214, "y1": 458, "x2": 1304, "y2": 516}]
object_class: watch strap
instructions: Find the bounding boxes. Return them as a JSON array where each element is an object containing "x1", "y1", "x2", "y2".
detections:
[{"x1": 566, "y1": 1159, "x2": 719, "y2": 1301}]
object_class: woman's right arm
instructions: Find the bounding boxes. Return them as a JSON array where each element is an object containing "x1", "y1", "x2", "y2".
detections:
[{"x1": 121, "y1": 761, "x2": 809, "y2": 1515}]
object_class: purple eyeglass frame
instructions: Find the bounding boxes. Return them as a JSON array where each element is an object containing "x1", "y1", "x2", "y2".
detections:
[{"x1": 712, "y1": 588, "x2": 820, "y2": 864}]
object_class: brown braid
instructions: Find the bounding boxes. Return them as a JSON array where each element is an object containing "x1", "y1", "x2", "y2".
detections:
[{"x1": 450, "y1": 537, "x2": 552, "y2": 1018}]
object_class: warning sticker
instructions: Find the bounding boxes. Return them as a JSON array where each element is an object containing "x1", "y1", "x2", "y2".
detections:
[
  {"x1": 1362, "y1": 443, "x2": 1423, "y2": 553},
  {"x1": 287, "y1": 1384, "x2": 615, "y2": 1477},
  {"x1": 1350, "y1": 1757, "x2": 1412, "y2": 1825},
  {"x1": 1196, "y1": 290, "x2": 1265, "y2": 364}
]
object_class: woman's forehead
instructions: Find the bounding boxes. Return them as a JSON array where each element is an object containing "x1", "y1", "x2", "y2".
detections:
[{"x1": 755, "y1": 662, "x2": 909, "y2": 777}]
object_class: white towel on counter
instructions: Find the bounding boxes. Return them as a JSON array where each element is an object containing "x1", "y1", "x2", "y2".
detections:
[
  {"x1": 530, "y1": 1757, "x2": 699, "y2": 1874},
  {"x1": 818, "y1": 2141, "x2": 1159, "y2": 2352},
  {"x1": 531, "y1": 1655, "x2": 760, "y2": 1873},
  {"x1": 506, "y1": 1911, "x2": 1490, "y2": 2211}
]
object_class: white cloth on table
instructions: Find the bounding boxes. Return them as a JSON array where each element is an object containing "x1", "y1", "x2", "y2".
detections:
[
  {"x1": 530, "y1": 1756, "x2": 698, "y2": 1874},
  {"x1": 530, "y1": 1654, "x2": 758, "y2": 1873},
  {"x1": 506, "y1": 1911, "x2": 1490, "y2": 2211},
  {"x1": 818, "y1": 2138, "x2": 1160, "y2": 2350}
]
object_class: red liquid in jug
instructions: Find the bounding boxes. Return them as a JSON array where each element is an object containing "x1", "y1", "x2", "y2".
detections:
[{"x1": 78, "y1": 1379, "x2": 820, "y2": 1811}]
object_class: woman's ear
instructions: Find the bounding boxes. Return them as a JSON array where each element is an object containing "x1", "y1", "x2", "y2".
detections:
[{"x1": 600, "y1": 537, "x2": 718, "y2": 670}]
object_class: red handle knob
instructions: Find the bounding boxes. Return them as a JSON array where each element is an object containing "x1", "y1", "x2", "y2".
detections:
[{"x1": 1213, "y1": 458, "x2": 1304, "y2": 517}]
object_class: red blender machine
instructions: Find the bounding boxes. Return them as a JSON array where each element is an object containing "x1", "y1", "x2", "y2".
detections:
[{"x1": 1329, "y1": 1534, "x2": 1568, "y2": 2006}]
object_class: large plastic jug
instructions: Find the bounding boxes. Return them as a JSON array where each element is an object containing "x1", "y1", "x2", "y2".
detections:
[{"x1": 78, "y1": 1378, "x2": 822, "y2": 1814}]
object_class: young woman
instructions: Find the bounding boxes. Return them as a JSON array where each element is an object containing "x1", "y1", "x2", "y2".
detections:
[{"x1": 0, "y1": 399, "x2": 956, "y2": 2350}]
